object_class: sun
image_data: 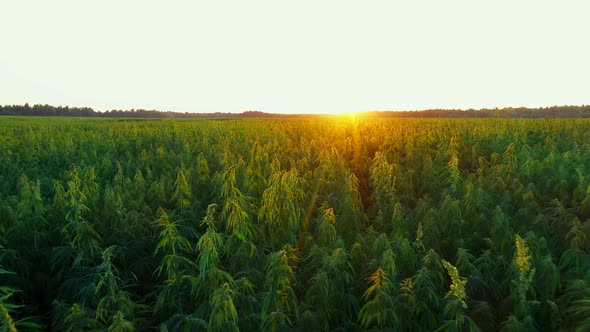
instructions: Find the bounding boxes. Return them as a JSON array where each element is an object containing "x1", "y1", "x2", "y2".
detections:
[{"x1": 325, "y1": 110, "x2": 363, "y2": 117}]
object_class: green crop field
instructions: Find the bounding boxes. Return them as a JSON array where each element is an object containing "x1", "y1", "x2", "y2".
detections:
[{"x1": 0, "y1": 116, "x2": 589, "y2": 331}]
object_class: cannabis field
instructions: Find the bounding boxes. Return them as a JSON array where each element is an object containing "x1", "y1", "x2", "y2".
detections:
[{"x1": 0, "y1": 116, "x2": 589, "y2": 331}]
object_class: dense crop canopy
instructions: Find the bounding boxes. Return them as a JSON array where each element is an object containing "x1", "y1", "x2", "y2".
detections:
[{"x1": 0, "y1": 117, "x2": 588, "y2": 330}]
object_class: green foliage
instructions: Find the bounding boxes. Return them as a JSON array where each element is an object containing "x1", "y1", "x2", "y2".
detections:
[
  {"x1": 369, "y1": 152, "x2": 396, "y2": 227},
  {"x1": 510, "y1": 235, "x2": 536, "y2": 319},
  {"x1": 315, "y1": 206, "x2": 337, "y2": 248},
  {"x1": 358, "y1": 268, "x2": 397, "y2": 329},
  {"x1": 95, "y1": 246, "x2": 136, "y2": 328},
  {"x1": 438, "y1": 260, "x2": 474, "y2": 331},
  {"x1": 0, "y1": 267, "x2": 41, "y2": 332},
  {"x1": 193, "y1": 204, "x2": 232, "y2": 295},
  {"x1": 208, "y1": 283, "x2": 238, "y2": 332},
  {"x1": 153, "y1": 208, "x2": 193, "y2": 316},
  {"x1": 338, "y1": 173, "x2": 366, "y2": 236},
  {"x1": 0, "y1": 117, "x2": 588, "y2": 330},
  {"x1": 262, "y1": 245, "x2": 299, "y2": 331},
  {"x1": 15, "y1": 176, "x2": 47, "y2": 248},
  {"x1": 217, "y1": 164, "x2": 256, "y2": 263},
  {"x1": 171, "y1": 165, "x2": 192, "y2": 212},
  {"x1": 153, "y1": 209, "x2": 193, "y2": 281},
  {"x1": 259, "y1": 168, "x2": 306, "y2": 247}
]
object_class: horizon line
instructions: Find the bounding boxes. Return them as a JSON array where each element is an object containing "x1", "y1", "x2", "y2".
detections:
[{"x1": 4, "y1": 102, "x2": 589, "y2": 115}]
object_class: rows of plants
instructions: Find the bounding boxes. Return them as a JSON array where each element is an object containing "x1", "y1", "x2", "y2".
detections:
[{"x1": 0, "y1": 116, "x2": 588, "y2": 331}]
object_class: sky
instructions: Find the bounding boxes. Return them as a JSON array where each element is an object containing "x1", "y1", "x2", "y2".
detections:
[{"x1": 1, "y1": 1, "x2": 589, "y2": 114}]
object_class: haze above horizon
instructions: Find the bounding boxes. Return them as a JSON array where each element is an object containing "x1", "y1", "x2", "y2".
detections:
[{"x1": 1, "y1": 1, "x2": 589, "y2": 114}]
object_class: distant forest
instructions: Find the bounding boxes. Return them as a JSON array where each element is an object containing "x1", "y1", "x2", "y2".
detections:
[{"x1": 1, "y1": 103, "x2": 590, "y2": 118}]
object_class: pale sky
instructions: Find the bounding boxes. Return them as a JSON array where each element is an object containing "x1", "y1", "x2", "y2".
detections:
[{"x1": 1, "y1": 1, "x2": 589, "y2": 114}]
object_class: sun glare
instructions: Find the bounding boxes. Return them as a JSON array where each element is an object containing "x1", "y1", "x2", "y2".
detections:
[
  {"x1": 336, "y1": 111, "x2": 365, "y2": 122},
  {"x1": 328, "y1": 110, "x2": 362, "y2": 117}
]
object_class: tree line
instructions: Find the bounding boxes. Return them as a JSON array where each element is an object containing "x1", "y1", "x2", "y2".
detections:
[{"x1": 1, "y1": 103, "x2": 590, "y2": 118}]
